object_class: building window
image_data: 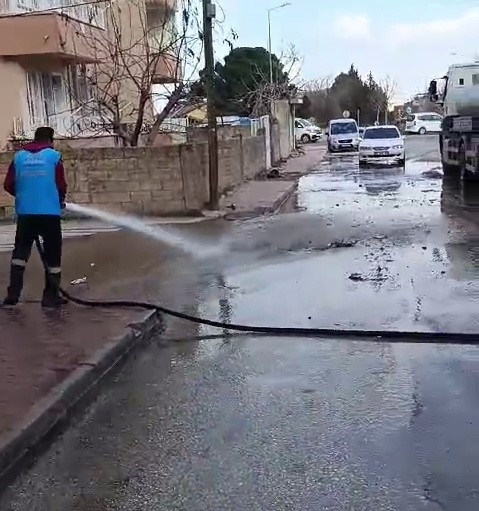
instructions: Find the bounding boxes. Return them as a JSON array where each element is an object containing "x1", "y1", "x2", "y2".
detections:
[
  {"x1": 26, "y1": 71, "x2": 68, "y2": 133},
  {"x1": 26, "y1": 72, "x2": 45, "y2": 126},
  {"x1": 459, "y1": 78, "x2": 465, "y2": 86},
  {"x1": 472, "y1": 74, "x2": 479, "y2": 86}
]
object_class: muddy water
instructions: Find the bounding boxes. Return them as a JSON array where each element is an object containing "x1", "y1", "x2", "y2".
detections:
[{"x1": 3, "y1": 136, "x2": 479, "y2": 511}]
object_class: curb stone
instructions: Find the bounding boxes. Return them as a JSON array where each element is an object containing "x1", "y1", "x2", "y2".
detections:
[
  {"x1": 0, "y1": 309, "x2": 163, "y2": 481},
  {"x1": 273, "y1": 182, "x2": 298, "y2": 212},
  {"x1": 223, "y1": 181, "x2": 297, "y2": 220}
]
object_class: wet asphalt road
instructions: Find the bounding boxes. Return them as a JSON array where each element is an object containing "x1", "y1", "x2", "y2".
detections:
[{"x1": 2, "y1": 135, "x2": 479, "y2": 510}]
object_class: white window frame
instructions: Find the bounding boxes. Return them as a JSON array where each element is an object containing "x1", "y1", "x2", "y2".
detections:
[
  {"x1": 26, "y1": 71, "x2": 46, "y2": 129},
  {"x1": 24, "y1": 66, "x2": 104, "y2": 138},
  {"x1": 26, "y1": 70, "x2": 70, "y2": 134}
]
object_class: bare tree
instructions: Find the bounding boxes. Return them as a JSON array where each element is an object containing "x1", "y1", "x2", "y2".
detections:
[
  {"x1": 371, "y1": 75, "x2": 398, "y2": 124},
  {"x1": 67, "y1": 0, "x2": 203, "y2": 146},
  {"x1": 240, "y1": 44, "x2": 304, "y2": 117},
  {"x1": 302, "y1": 76, "x2": 333, "y2": 93},
  {"x1": 299, "y1": 76, "x2": 339, "y2": 124}
]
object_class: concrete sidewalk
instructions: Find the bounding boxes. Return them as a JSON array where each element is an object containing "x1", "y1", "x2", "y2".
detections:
[
  {"x1": 220, "y1": 143, "x2": 326, "y2": 218},
  {"x1": 0, "y1": 143, "x2": 325, "y2": 479},
  {"x1": 0, "y1": 225, "x2": 206, "y2": 478}
]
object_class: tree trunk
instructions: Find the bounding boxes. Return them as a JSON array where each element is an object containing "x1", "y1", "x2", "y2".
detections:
[
  {"x1": 130, "y1": 94, "x2": 149, "y2": 147},
  {"x1": 146, "y1": 84, "x2": 186, "y2": 146}
]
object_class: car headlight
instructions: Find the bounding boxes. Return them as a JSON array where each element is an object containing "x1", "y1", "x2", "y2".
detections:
[{"x1": 392, "y1": 145, "x2": 403, "y2": 149}]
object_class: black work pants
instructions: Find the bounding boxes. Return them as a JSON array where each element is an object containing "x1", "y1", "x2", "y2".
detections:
[
  {"x1": 12, "y1": 214, "x2": 62, "y2": 271},
  {"x1": 5, "y1": 214, "x2": 62, "y2": 302}
]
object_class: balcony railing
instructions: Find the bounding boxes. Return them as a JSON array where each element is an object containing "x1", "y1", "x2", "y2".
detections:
[
  {"x1": 3, "y1": 0, "x2": 106, "y2": 28},
  {"x1": 13, "y1": 108, "x2": 106, "y2": 139}
]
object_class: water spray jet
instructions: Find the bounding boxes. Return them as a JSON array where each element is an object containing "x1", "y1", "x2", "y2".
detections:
[{"x1": 65, "y1": 203, "x2": 224, "y2": 259}]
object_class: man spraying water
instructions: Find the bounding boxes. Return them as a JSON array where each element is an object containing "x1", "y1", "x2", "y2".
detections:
[{"x1": 3, "y1": 127, "x2": 67, "y2": 308}]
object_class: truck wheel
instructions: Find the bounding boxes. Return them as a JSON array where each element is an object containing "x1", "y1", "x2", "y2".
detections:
[
  {"x1": 458, "y1": 141, "x2": 472, "y2": 181},
  {"x1": 442, "y1": 161, "x2": 456, "y2": 176},
  {"x1": 418, "y1": 127, "x2": 427, "y2": 135},
  {"x1": 462, "y1": 169, "x2": 478, "y2": 181},
  {"x1": 461, "y1": 165, "x2": 479, "y2": 182}
]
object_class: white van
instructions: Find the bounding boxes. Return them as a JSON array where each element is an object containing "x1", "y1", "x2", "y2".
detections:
[
  {"x1": 295, "y1": 118, "x2": 322, "y2": 143},
  {"x1": 328, "y1": 119, "x2": 360, "y2": 152},
  {"x1": 405, "y1": 112, "x2": 443, "y2": 134}
]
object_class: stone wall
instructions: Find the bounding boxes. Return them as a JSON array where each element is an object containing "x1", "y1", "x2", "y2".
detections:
[
  {"x1": 187, "y1": 125, "x2": 252, "y2": 143},
  {"x1": 0, "y1": 134, "x2": 265, "y2": 217}
]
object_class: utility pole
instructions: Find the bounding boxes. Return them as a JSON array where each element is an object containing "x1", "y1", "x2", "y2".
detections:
[
  {"x1": 267, "y1": 9, "x2": 273, "y2": 84},
  {"x1": 202, "y1": 0, "x2": 218, "y2": 209},
  {"x1": 267, "y1": 3, "x2": 291, "y2": 84}
]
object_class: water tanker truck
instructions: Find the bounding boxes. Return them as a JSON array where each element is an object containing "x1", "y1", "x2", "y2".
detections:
[{"x1": 429, "y1": 62, "x2": 479, "y2": 180}]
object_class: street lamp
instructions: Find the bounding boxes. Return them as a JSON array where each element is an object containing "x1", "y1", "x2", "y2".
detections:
[{"x1": 268, "y1": 2, "x2": 291, "y2": 84}]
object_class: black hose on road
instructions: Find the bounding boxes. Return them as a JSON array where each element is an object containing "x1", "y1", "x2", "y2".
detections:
[{"x1": 34, "y1": 238, "x2": 479, "y2": 345}]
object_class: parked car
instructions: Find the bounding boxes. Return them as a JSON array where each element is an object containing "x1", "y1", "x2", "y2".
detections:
[
  {"x1": 358, "y1": 125, "x2": 405, "y2": 166},
  {"x1": 405, "y1": 112, "x2": 442, "y2": 134},
  {"x1": 295, "y1": 118, "x2": 322, "y2": 143},
  {"x1": 328, "y1": 118, "x2": 360, "y2": 152}
]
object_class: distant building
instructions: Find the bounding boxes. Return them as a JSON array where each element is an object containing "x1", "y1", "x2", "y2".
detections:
[
  {"x1": 171, "y1": 103, "x2": 207, "y2": 124},
  {"x1": 403, "y1": 93, "x2": 444, "y2": 116}
]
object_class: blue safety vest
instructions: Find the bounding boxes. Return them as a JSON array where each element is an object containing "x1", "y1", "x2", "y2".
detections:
[{"x1": 13, "y1": 148, "x2": 62, "y2": 216}]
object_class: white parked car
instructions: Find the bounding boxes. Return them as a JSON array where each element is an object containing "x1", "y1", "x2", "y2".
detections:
[
  {"x1": 328, "y1": 119, "x2": 360, "y2": 152},
  {"x1": 295, "y1": 118, "x2": 322, "y2": 143},
  {"x1": 358, "y1": 125, "x2": 405, "y2": 166},
  {"x1": 405, "y1": 112, "x2": 442, "y2": 135}
]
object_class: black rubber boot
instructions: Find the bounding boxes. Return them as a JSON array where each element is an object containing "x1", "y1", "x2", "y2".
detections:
[
  {"x1": 3, "y1": 265, "x2": 25, "y2": 306},
  {"x1": 42, "y1": 273, "x2": 68, "y2": 308}
]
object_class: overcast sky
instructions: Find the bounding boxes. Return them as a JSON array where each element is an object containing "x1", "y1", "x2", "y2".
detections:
[{"x1": 213, "y1": 0, "x2": 479, "y2": 103}]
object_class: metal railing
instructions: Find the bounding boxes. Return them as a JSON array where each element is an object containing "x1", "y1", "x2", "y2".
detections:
[
  {"x1": 5, "y1": 0, "x2": 106, "y2": 28},
  {"x1": 14, "y1": 108, "x2": 106, "y2": 139},
  {"x1": 159, "y1": 117, "x2": 188, "y2": 133}
]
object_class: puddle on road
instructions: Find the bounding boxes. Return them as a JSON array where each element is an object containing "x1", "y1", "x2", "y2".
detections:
[
  {"x1": 441, "y1": 179, "x2": 479, "y2": 214},
  {"x1": 295, "y1": 153, "x2": 479, "y2": 227}
]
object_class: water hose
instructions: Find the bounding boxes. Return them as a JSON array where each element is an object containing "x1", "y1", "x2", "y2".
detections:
[{"x1": 33, "y1": 237, "x2": 479, "y2": 345}]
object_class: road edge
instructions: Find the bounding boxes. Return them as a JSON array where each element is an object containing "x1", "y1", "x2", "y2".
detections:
[
  {"x1": 0, "y1": 309, "x2": 163, "y2": 481},
  {"x1": 223, "y1": 145, "x2": 326, "y2": 220}
]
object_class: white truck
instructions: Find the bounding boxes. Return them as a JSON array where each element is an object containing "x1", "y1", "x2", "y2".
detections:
[{"x1": 429, "y1": 62, "x2": 479, "y2": 180}]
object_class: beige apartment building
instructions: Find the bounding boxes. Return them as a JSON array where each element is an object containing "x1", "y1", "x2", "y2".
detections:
[{"x1": 0, "y1": 0, "x2": 178, "y2": 149}]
